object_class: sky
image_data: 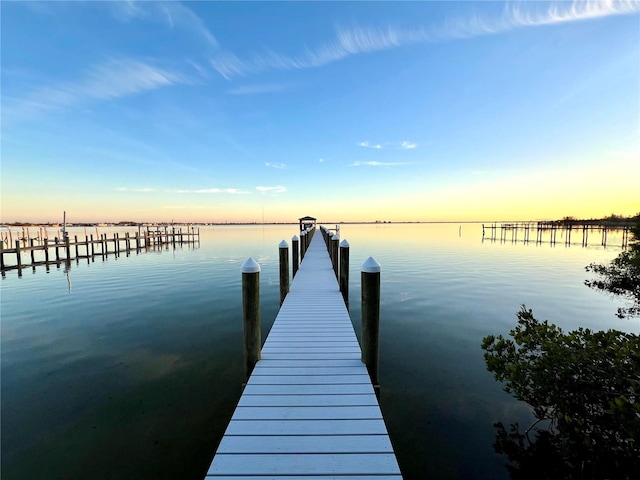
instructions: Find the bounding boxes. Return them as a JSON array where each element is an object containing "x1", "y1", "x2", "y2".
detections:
[{"x1": 1, "y1": 0, "x2": 639, "y2": 224}]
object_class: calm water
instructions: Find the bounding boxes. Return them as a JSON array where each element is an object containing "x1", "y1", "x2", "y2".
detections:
[{"x1": 1, "y1": 224, "x2": 636, "y2": 479}]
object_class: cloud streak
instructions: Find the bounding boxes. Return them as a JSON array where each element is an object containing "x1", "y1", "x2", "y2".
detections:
[
  {"x1": 349, "y1": 161, "x2": 413, "y2": 167},
  {"x1": 256, "y1": 185, "x2": 286, "y2": 193},
  {"x1": 210, "y1": 0, "x2": 640, "y2": 79},
  {"x1": 111, "y1": 1, "x2": 217, "y2": 48},
  {"x1": 358, "y1": 141, "x2": 382, "y2": 150},
  {"x1": 265, "y1": 162, "x2": 287, "y2": 169},
  {"x1": 400, "y1": 141, "x2": 417, "y2": 150},
  {"x1": 9, "y1": 58, "x2": 190, "y2": 115},
  {"x1": 117, "y1": 187, "x2": 249, "y2": 194}
]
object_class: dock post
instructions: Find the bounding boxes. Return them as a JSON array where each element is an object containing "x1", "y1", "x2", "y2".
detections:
[
  {"x1": 292, "y1": 235, "x2": 299, "y2": 277},
  {"x1": 43, "y1": 238, "x2": 49, "y2": 263},
  {"x1": 30, "y1": 239, "x2": 36, "y2": 265},
  {"x1": 75, "y1": 235, "x2": 79, "y2": 259},
  {"x1": 361, "y1": 256, "x2": 381, "y2": 393},
  {"x1": 0, "y1": 240, "x2": 4, "y2": 271},
  {"x1": 339, "y1": 239, "x2": 350, "y2": 310},
  {"x1": 242, "y1": 258, "x2": 261, "y2": 382},
  {"x1": 331, "y1": 233, "x2": 339, "y2": 278},
  {"x1": 65, "y1": 236, "x2": 71, "y2": 260},
  {"x1": 279, "y1": 240, "x2": 290, "y2": 306},
  {"x1": 300, "y1": 231, "x2": 306, "y2": 260},
  {"x1": 15, "y1": 240, "x2": 22, "y2": 268},
  {"x1": 90, "y1": 235, "x2": 95, "y2": 256}
]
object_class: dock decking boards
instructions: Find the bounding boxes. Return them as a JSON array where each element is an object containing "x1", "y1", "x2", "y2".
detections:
[{"x1": 206, "y1": 230, "x2": 402, "y2": 479}]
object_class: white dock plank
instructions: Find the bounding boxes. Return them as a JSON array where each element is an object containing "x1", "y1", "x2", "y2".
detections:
[
  {"x1": 238, "y1": 394, "x2": 379, "y2": 407},
  {"x1": 205, "y1": 230, "x2": 401, "y2": 478},
  {"x1": 223, "y1": 419, "x2": 389, "y2": 436},
  {"x1": 242, "y1": 383, "x2": 375, "y2": 395},
  {"x1": 247, "y1": 374, "x2": 371, "y2": 385},
  {"x1": 251, "y1": 366, "x2": 367, "y2": 376},
  {"x1": 208, "y1": 453, "x2": 401, "y2": 476},
  {"x1": 216, "y1": 434, "x2": 394, "y2": 453},
  {"x1": 230, "y1": 406, "x2": 383, "y2": 420}
]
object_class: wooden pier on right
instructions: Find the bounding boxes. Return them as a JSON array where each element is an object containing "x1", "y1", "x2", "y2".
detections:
[{"x1": 482, "y1": 221, "x2": 632, "y2": 248}]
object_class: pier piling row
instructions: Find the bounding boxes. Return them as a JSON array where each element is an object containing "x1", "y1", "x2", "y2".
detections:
[{"x1": 0, "y1": 226, "x2": 199, "y2": 276}]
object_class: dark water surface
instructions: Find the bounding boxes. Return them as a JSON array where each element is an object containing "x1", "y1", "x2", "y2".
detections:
[{"x1": 1, "y1": 224, "x2": 635, "y2": 479}]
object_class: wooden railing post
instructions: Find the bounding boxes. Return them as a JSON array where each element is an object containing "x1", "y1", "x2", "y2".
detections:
[
  {"x1": 339, "y1": 239, "x2": 349, "y2": 310},
  {"x1": 279, "y1": 240, "x2": 290, "y2": 306},
  {"x1": 292, "y1": 235, "x2": 299, "y2": 278},
  {"x1": 300, "y1": 231, "x2": 306, "y2": 259},
  {"x1": 242, "y1": 258, "x2": 261, "y2": 382},
  {"x1": 361, "y1": 256, "x2": 381, "y2": 393}
]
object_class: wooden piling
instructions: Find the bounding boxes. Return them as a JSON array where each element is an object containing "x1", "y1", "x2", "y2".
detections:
[
  {"x1": 331, "y1": 233, "x2": 339, "y2": 278},
  {"x1": 279, "y1": 240, "x2": 290, "y2": 306},
  {"x1": 361, "y1": 256, "x2": 381, "y2": 391},
  {"x1": 242, "y1": 258, "x2": 261, "y2": 382},
  {"x1": 65, "y1": 236, "x2": 71, "y2": 260},
  {"x1": 15, "y1": 240, "x2": 22, "y2": 268},
  {"x1": 44, "y1": 238, "x2": 49, "y2": 263},
  {"x1": 339, "y1": 239, "x2": 350, "y2": 310},
  {"x1": 300, "y1": 231, "x2": 306, "y2": 259},
  {"x1": 74, "y1": 235, "x2": 79, "y2": 258},
  {"x1": 292, "y1": 235, "x2": 299, "y2": 278}
]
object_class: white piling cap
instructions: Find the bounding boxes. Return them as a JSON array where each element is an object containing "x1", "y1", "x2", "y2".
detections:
[
  {"x1": 340, "y1": 239, "x2": 350, "y2": 247},
  {"x1": 301, "y1": 231, "x2": 306, "y2": 236},
  {"x1": 332, "y1": 234, "x2": 339, "y2": 241},
  {"x1": 279, "y1": 240, "x2": 288, "y2": 248},
  {"x1": 292, "y1": 235, "x2": 299, "y2": 241},
  {"x1": 361, "y1": 256, "x2": 381, "y2": 273},
  {"x1": 242, "y1": 257, "x2": 261, "y2": 273}
]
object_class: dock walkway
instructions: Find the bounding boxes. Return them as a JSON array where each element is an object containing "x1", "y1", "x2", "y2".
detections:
[{"x1": 206, "y1": 231, "x2": 401, "y2": 478}]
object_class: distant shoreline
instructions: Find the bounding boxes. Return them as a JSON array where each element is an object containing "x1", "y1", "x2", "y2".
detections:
[{"x1": 1, "y1": 216, "x2": 636, "y2": 229}]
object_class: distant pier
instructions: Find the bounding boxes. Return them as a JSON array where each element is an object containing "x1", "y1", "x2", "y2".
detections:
[
  {"x1": 482, "y1": 221, "x2": 632, "y2": 248},
  {"x1": 0, "y1": 225, "x2": 199, "y2": 276}
]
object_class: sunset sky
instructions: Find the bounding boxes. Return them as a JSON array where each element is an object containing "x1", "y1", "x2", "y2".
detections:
[{"x1": 2, "y1": 1, "x2": 639, "y2": 224}]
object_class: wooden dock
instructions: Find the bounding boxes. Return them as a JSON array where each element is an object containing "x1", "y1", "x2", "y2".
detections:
[
  {"x1": 206, "y1": 228, "x2": 402, "y2": 478},
  {"x1": 0, "y1": 225, "x2": 199, "y2": 275},
  {"x1": 482, "y1": 221, "x2": 632, "y2": 248}
]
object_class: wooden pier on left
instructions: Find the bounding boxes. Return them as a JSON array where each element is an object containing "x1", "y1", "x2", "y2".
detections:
[{"x1": 0, "y1": 225, "x2": 200, "y2": 275}]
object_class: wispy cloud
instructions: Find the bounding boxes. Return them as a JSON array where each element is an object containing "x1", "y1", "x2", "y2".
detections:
[
  {"x1": 210, "y1": 1, "x2": 640, "y2": 79},
  {"x1": 174, "y1": 188, "x2": 250, "y2": 194},
  {"x1": 116, "y1": 187, "x2": 157, "y2": 193},
  {"x1": 226, "y1": 83, "x2": 289, "y2": 95},
  {"x1": 116, "y1": 187, "x2": 249, "y2": 194},
  {"x1": 319, "y1": 158, "x2": 325, "y2": 163},
  {"x1": 265, "y1": 162, "x2": 286, "y2": 169},
  {"x1": 111, "y1": 1, "x2": 217, "y2": 48},
  {"x1": 400, "y1": 141, "x2": 417, "y2": 150},
  {"x1": 9, "y1": 58, "x2": 190, "y2": 116},
  {"x1": 349, "y1": 161, "x2": 413, "y2": 167},
  {"x1": 358, "y1": 141, "x2": 382, "y2": 150},
  {"x1": 256, "y1": 185, "x2": 286, "y2": 193}
]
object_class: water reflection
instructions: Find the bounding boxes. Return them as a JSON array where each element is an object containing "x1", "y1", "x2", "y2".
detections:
[{"x1": 1, "y1": 224, "x2": 632, "y2": 480}]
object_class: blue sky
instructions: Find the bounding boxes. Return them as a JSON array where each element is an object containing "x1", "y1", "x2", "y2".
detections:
[{"x1": 2, "y1": 0, "x2": 639, "y2": 223}]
